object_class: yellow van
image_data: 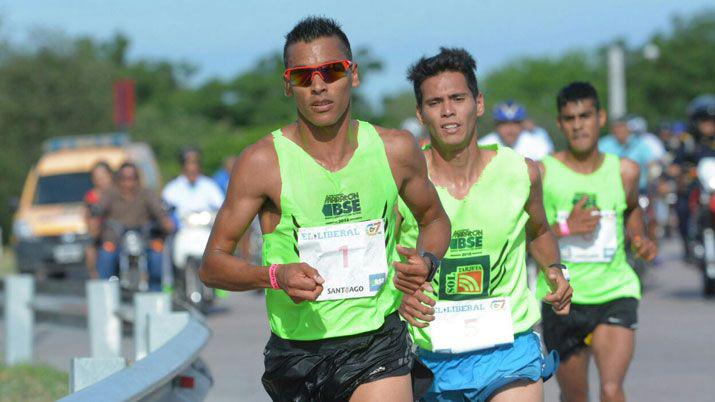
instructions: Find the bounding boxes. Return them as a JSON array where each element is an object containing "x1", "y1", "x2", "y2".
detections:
[{"x1": 11, "y1": 133, "x2": 161, "y2": 278}]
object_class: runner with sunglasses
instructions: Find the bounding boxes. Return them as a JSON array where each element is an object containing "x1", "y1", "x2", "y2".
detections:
[
  {"x1": 199, "y1": 16, "x2": 450, "y2": 402},
  {"x1": 396, "y1": 47, "x2": 571, "y2": 402}
]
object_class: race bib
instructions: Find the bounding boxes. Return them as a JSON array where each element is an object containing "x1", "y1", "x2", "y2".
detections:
[
  {"x1": 558, "y1": 210, "x2": 617, "y2": 263},
  {"x1": 428, "y1": 297, "x2": 514, "y2": 354},
  {"x1": 298, "y1": 219, "x2": 388, "y2": 301}
]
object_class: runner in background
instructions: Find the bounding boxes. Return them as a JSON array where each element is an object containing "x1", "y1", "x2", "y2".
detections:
[
  {"x1": 538, "y1": 82, "x2": 657, "y2": 402},
  {"x1": 397, "y1": 47, "x2": 571, "y2": 402}
]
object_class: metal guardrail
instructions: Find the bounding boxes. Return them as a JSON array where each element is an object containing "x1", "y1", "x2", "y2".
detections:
[
  {"x1": 2, "y1": 275, "x2": 213, "y2": 401},
  {"x1": 59, "y1": 314, "x2": 211, "y2": 402}
]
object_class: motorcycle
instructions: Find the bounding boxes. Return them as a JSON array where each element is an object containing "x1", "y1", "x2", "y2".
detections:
[
  {"x1": 104, "y1": 220, "x2": 163, "y2": 295},
  {"x1": 172, "y1": 210, "x2": 216, "y2": 313},
  {"x1": 694, "y1": 157, "x2": 715, "y2": 296}
]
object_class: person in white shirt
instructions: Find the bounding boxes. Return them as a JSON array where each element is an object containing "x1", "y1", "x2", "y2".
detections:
[
  {"x1": 479, "y1": 101, "x2": 553, "y2": 160},
  {"x1": 162, "y1": 148, "x2": 225, "y2": 221}
]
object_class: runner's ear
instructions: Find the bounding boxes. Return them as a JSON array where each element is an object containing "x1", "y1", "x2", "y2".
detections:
[
  {"x1": 350, "y1": 63, "x2": 360, "y2": 88},
  {"x1": 284, "y1": 79, "x2": 292, "y2": 97},
  {"x1": 598, "y1": 108, "x2": 607, "y2": 128},
  {"x1": 416, "y1": 104, "x2": 425, "y2": 126},
  {"x1": 475, "y1": 92, "x2": 485, "y2": 117}
]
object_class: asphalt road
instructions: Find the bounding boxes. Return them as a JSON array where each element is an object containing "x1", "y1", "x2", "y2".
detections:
[{"x1": 3, "y1": 240, "x2": 713, "y2": 401}]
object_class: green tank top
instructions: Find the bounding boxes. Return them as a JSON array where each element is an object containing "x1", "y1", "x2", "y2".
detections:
[
  {"x1": 398, "y1": 144, "x2": 540, "y2": 351},
  {"x1": 537, "y1": 154, "x2": 640, "y2": 304},
  {"x1": 262, "y1": 121, "x2": 400, "y2": 340}
]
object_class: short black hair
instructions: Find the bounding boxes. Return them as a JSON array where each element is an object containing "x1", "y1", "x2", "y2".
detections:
[
  {"x1": 407, "y1": 47, "x2": 479, "y2": 106},
  {"x1": 283, "y1": 16, "x2": 352, "y2": 67},
  {"x1": 179, "y1": 147, "x2": 201, "y2": 165},
  {"x1": 117, "y1": 162, "x2": 139, "y2": 180},
  {"x1": 556, "y1": 81, "x2": 600, "y2": 113}
]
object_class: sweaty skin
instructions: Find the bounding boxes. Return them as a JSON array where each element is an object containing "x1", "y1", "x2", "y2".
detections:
[
  {"x1": 396, "y1": 69, "x2": 570, "y2": 402},
  {"x1": 398, "y1": 71, "x2": 571, "y2": 327},
  {"x1": 199, "y1": 35, "x2": 450, "y2": 402}
]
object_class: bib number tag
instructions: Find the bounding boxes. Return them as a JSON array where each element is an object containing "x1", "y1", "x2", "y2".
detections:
[
  {"x1": 298, "y1": 219, "x2": 388, "y2": 301},
  {"x1": 558, "y1": 210, "x2": 617, "y2": 263},
  {"x1": 428, "y1": 297, "x2": 514, "y2": 354}
]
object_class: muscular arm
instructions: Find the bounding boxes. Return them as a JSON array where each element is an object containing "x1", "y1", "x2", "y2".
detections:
[
  {"x1": 621, "y1": 158, "x2": 645, "y2": 241},
  {"x1": 382, "y1": 129, "x2": 450, "y2": 259},
  {"x1": 621, "y1": 158, "x2": 658, "y2": 261},
  {"x1": 525, "y1": 159, "x2": 572, "y2": 313},
  {"x1": 537, "y1": 161, "x2": 567, "y2": 238},
  {"x1": 525, "y1": 159, "x2": 560, "y2": 267},
  {"x1": 199, "y1": 138, "x2": 276, "y2": 291}
]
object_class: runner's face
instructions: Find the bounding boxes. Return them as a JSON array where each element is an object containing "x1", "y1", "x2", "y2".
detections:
[
  {"x1": 284, "y1": 36, "x2": 358, "y2": 127},
  {"x1": 416, "y1": 71, "x2": 483, "y2": 150},
  {"x1": 557, "y1": 99, "x2": 605, "y2": 154},
  {"x1": 495, "y1": 122, "x2": 522, "y2": 146}
]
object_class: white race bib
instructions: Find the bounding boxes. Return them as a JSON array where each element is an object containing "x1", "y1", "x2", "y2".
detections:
[
  {"x1": 298, "y1": 219, "x2": 388, "y2": 301},
  {"x1": 558, "y1": 210, "x2": 617, "y2": 263},
  {"x1": 428, "y1": 297, "x2": 514, "y2": 354}
]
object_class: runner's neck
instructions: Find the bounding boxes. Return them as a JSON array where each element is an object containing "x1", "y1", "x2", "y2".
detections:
[
  {"x1": 427, "y1": 139, "x2": 494, "y2": 198},
  {"x1": 290, "y1": 108, "x2": 358, "y2": 172},
  {"x1": 557, "y1": 148, "x2": 605, "y2": 174}
]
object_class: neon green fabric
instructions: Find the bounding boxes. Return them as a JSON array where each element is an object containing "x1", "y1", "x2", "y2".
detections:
[
  {"x1": 262, "y1": 121, "x2": 400, "y2": 340},
  {"x1": 398, "y1": 145, "x2": 540, "y2": 351},
  {"x1": 537, "y1": 154, "x2": 640, "y2": 304}
]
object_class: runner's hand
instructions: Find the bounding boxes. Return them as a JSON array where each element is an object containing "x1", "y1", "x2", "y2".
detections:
[
  {"x1": 398, "y1": 283, "x2": 436, "y2": 328},
  {"x1": 632, "y1": 235, "x2": 658, "y2": 262},
  {"x1": 275, "y1": 263, "x2": 325, "y2": 304},
  {"x1": 393, "y1": 245, "x2": 430, "y2": 294},
  {"x1": 566, "y1": 196, "x2": 600, "y2": 235},
  {"x1": 543, "y1": 266, "x2": 572, "y2": 315}
]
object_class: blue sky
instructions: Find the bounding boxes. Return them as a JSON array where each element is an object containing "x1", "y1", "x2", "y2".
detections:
[{"x1": 1, "y1": 0, "x2": 712, "y2": 103}]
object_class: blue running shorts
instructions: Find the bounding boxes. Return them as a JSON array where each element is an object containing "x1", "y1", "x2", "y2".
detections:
[{"x1": 418, "y1": 331, "x2": 559, "y2": 402}]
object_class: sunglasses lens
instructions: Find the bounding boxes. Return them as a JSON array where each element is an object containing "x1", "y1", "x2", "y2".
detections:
[
  {"x1": 287, "y1": 62, "x2": 349, "y2": 87},
  {"x1": 289, "y1": 70, "x2": 312, "y2": 87},
  {"x1": 320, "y1": 62, "x2": 349, "y2": 83}
]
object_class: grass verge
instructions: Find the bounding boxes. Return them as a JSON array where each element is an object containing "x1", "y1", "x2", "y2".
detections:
[{"x1": 0, "y1": 364, "x2": 68, "y2": 402}]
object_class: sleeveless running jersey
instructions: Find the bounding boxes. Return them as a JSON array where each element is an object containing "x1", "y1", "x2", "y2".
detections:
[
  {"x1": 537, "y1": 154, "x2": 640, "y2": 304},
  {"x1": 398, "y1": 144, "x2": 540, "y2": 351},
  {"x1": 262, "y1": 121, "x2": 400, "y2": 340}
]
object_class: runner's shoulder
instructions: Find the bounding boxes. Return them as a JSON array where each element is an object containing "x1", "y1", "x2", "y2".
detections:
[
  {"x1": 373, "y1": 124, "x2": 421, "y2": 162},
  {"x1": 233, "y1": 134, "x2": 280, "y2": 185},
  {"x1": 619, "y1": 157, "x2": 640, "y2": 183}
]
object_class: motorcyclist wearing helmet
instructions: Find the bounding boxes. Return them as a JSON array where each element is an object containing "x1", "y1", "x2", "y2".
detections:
[
  {"x1": 673, "y1": 95, "x2": 715, "y2": 260},
  {"x1": 479, "y1": 100, "x2": 554, "y2": 160}
]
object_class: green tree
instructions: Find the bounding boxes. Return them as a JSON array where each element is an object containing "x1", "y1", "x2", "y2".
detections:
[{"x1": 626, "y1": 11, "x2": 715, "y2": 125}]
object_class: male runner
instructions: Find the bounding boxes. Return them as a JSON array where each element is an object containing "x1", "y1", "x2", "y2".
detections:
[
  {"x1": 199, "y1": 17, "x2": 451, "y2": 402},
  {"x1": 537, "y1": 82, "x2": 657, "y2": 402},
  {"x1": 396, "y1": 47, "x2": 572, "y2": 402}
]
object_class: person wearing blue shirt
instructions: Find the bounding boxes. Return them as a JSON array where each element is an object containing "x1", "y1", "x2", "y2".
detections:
[
  {"x1": 212, "y1": 155, "x2": 238, "y2": 194},
  {"x1": 599, "y1": 117, "x2": 657, "y2": 193}
]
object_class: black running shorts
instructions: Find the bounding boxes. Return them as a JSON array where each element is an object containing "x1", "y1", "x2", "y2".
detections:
[
  {"x1": 541, "y1": 297, "x2": 638, "y2": 361},
  {"x1": 261, "y1": 312, "x2": 433, "y2": 402}
]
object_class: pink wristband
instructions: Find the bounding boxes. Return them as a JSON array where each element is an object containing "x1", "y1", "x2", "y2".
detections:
[
  {"x1": 558, "y1": 220, "x2": 570, "y2": 237},
  {"x1": 268, "y1": 264, "x2": 281, "y2": 290}
]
